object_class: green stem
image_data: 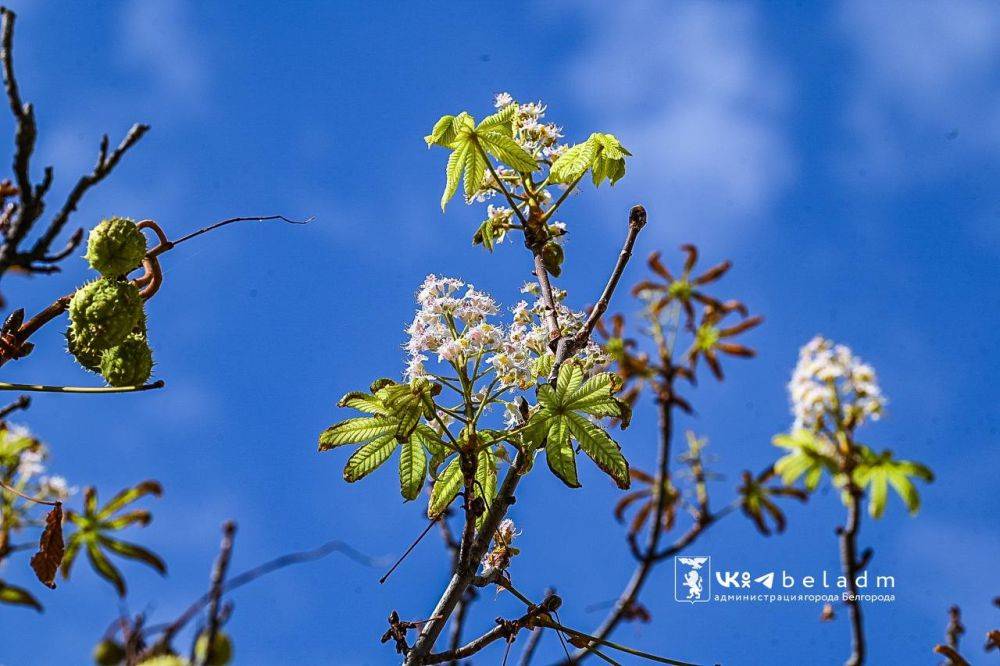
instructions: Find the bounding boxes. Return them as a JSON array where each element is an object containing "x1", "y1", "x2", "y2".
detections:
[
  {"x1": 0, "y1": 380, "x2": 165, "y2": 394},
  {"x1": 540, "y1": 172, "x2": 585, "y2": 223},
  {"x1": 476, "y1": 142, "x2": 529, "y2": 226}
]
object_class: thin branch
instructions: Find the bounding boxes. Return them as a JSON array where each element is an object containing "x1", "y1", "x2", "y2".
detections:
[
  {"x1": 147, "y1": 215, "x2": 312, "y2": 257},
  {"x1": 544, "y1": 620, "x2": 697, "y2": 666},
  {"x1": 573, "y1": 205, "x2": 646, "y2": 350},
  {"x1": 0, "y1": 478, "x2": 60, "y2": 506},
  {"x1": 380, "y1": 517, "x2": 440, "y2": 584},
  {"x1": 0, "y1": 380, "x2": 164, "y2": 394},
  {"x1": 29, "y1": 124, "x2": 150, "y2": 261},
  {"x1": 548, "y1": 205, "x2": 646, "y2": 384},
  {"x1": 421, "y1": 594, "x2": 561, "y2": 665},
  {"x1": 151, "y1": 538, "x2": 377, "y2": 647},
  {"x1": 0, "y1": 7, "x2": 150, "y2": 277},
  {"x1": 517, "y1": 626, "x2": 544, "y2": 666},
  {"x1": 0, "y1": 392, "x2": 29, "y2": 418},
  {"x1": 197, "y1": 521, "x2": 236, "y2": 666},
  {"x1": 835, "y1": 425, "x2": 866, "y2": 666}
]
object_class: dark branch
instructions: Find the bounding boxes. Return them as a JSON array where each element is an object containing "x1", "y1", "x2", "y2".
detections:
[
  {"x1": 198, "y1": 521, "x2": 237, "y2": 665},
  {"x1": 0, "y1": 392, "x2": 28, "y2": 418},
  {"x1": 548, "y1": 205, "x2": 646, "y2": 384},
  {"x1": 0, "y1": 7, "x2": 149, "y2": 279},
  {"x1": 29, "y1": 124, "x2": 150, "y2": 262}
]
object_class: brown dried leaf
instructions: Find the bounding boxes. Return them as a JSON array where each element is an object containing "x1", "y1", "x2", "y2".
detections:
[{"x1": 30, "y1": 503, "x2": 64, "y2": 589}]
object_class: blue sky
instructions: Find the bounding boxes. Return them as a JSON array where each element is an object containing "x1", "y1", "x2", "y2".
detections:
[{"x1": 1, "y1": 1, "x2": 998, "y2": 664}]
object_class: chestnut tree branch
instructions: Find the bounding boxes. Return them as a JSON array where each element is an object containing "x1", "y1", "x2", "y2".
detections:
[{"x1": 0, "y1": 7, "x2": 148, "y2": 279}]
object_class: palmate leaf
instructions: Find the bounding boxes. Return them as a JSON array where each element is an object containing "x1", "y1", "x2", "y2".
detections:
[
  {"x1": 549, "y1": 132, "x2": 630, "y2": 186},
  {"x1": 427, "y1": 106, "x2": 537, "y2": 211},
  {"x1": 344, "y1": 434, "x2": 398, "y2": 482},
  {"x1": 527, "y1": 362, "x2": 631, "y2": 489},
  {"x1": 738, "y1": 469, "x2": 808, "y2": 536},
  {"x1": 428, "y1": 455, "x2": 463, "y2": 518},
  {"x1": 399, "y1": 439, "x2": 428, "y2": 501},
  {"x1": 322, "y1": 382, "x2": 444, "y2": 501},
  {"x1": 549, "y1": 140, "x2": 599, "y2": 184},
  {"x1": 853, "y1": 447, "x2": 933, "y2": 518},
  {"x1": 474, "y1": 446, "x2": 498, "y2": 530},
  {"x1": 0, "y1": 580, "x2": 41, "y2": 612},
  {"x1": 62, "y1": 481, "x2": 164, "y2": 598},
  {"x1": 772, "y1": 430, "x2": 837, "y2": 491}
]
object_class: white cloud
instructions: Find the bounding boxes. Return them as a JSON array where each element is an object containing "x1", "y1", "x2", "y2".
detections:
[
  {"x1": 565, "y1": 2, "x2": 794, "y2": 241},
  {"x1": 839, "y1": 0, "x2": 1000, "y2": 184},
  {"x1": 120, "y1": 0, "x2": 208, "y2": 110}
]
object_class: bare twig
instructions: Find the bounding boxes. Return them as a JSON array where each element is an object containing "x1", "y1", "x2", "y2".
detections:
[
  {"x1": 568, "y1": 205, "x2": 646, "y2": 354},
  {"x1": 548, "y1": 205, "x2": 646, "y2": 384},
  {"x1": 945, "y1": 605, "x2": 965, "y2": 651},
  {"x1": 421, "y1": 593, "x2": 561, "y2": 665},
  {"x1": 0, "y1": 392, "x2": 28, "y2": 417},
  {"x1": 517, "y1": 625, "x2": 545, "y2": 666},
  {"x1": 0, "y1": 7, "x2": 148, "y2": 279},
  {"x1": 380, "y1": 517, "x2": 440, "y2": 585},
  {"x1": 149, "y1": 538, "x2": 376, "y2": 650},
  {"x1": 196, "y1": 521, "x2": 237, "y2": 666}
]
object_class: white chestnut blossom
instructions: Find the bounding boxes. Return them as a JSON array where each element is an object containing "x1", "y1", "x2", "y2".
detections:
[
  {"x1": 405, "y1": 275, "x2": 501, "y2": 379},
  {"x1": 494, "y1": 92, "x2": 514, "y2": 108},
  {"x1": 16, "y1": 448, "x2": 44, "y2": 479},
  {"x1": 405, "y1": 275, "x2": 608, "y2": 392},
  {"x1": 789, "y1": 336, "x2": 885, "y2": 431},
  {"x1": 37, "y1": 475, "x2": 74, "y2": 500}
]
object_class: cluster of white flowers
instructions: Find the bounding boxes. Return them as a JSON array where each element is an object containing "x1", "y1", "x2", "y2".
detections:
[
  {"x1": 789, "y1": 336, "x2": 885, "y2": 431},
  {"x1": 37, "y1": 475, "x2": 73, "y2": 500},
  {"x1": 406, "y1": 275, "x2": 502, "y2": 380},
  {"x1": 405, "y1": 276, "x2": 608, "y2": 395},
  {"x1": 3, "y1": 425, "x2": 75, "y2": 501},
  {"x1": 494, "y1": 92, "x2": 565, "y2": 157},
  {"x1": 15, "y1": 448, "x2": 44, "y2": 479},
  {"x1": 491, "y1": 284, "x2": 609, "y2": 399}
]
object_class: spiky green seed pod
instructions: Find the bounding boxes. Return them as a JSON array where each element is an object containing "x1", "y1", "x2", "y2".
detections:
[
  {"x1": 66, "y1": 328, "x2": 103, "y2": 372},
  {"x1": 194, "y1": 631, "x2": 233, "y2": 666},
  {"x1": 68, "y1": 279, "x2": 144, "y2": 352},
  {"x1": 92, "y1": 639, "x2": 125, "y2": 666},
  {"x1": 99, "y1": 334, "x2": 153, "y2": 387},
  {"x1": 85, "y1": 217, "x2": 147, "y2": 277}
]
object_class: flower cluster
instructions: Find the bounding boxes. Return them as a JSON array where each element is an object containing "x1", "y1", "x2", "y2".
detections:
[
  {"x1": 405, "y1": 275, "x2": 501, "y2": 380},
  {"x1": 481, "y1": 518, "x2": 520, "y2": 576},
  {"x1": 489, "y1": 283, "x2": 609, "y2": 393},
  {"x1": 467, "y1": 94, "x2": 567, "y2": 206},
  {"x1": 789, "y1": 336, "x2": 885, "y2": 432},
  {"x1": 496, "y1": 93, "x2": 565, "y2": 157},
  {"x1": 1, "y1": 424, "x2": 75, "y2": 503}
]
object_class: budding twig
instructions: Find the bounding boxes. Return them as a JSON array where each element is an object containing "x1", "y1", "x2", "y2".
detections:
[{"x1": 0, "y1": 7, "x2": 149, "y2": 278}]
